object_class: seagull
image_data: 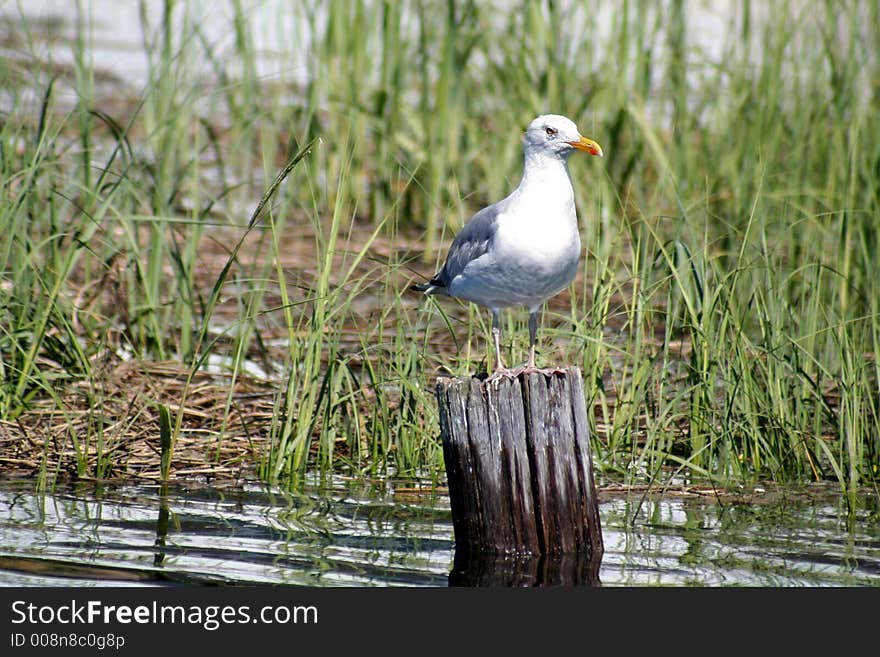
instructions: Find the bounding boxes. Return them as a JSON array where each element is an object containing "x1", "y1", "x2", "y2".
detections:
[{"x1": 412, "y1": 114, "x2": 603, "y2": 377}]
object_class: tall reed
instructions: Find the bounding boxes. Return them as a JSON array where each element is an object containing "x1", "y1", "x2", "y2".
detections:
[{"x1": 0, "y1": 1, "x2": 876, "y2": 494}]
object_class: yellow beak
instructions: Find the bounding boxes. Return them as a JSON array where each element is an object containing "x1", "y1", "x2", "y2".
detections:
[{"x1": 568, "y1": 136, "x2": 604, "y2": 157}]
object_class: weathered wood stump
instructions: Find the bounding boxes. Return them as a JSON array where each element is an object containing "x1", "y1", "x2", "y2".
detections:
[{"x1": 436, "y1": 366, "x2": 603, "y2": 567}]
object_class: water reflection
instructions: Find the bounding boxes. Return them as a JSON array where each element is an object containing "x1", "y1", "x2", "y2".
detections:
[
  {"x1": 0, "y1": 480, "x2": 877, "y2": 587},
  {"x1": 602, "y1": 493, "x2": 880, "y2": 586},
  {"x1": 449, "y1": 549, "x2": 602, "y2": 586}
]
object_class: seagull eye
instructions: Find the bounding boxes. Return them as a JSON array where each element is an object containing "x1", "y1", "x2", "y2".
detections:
[{"x1": 545, "y1": 126, "x2": 558, "y2": 136}]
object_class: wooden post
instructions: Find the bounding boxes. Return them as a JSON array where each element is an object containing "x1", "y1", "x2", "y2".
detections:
[{"x1": 436, "y1": 366, "x2": 603, "y2": 565}]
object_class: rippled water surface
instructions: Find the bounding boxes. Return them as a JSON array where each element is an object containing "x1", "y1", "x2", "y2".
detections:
[{"x1": 1, "y1": 479, "x2": 878, "y2": 587}]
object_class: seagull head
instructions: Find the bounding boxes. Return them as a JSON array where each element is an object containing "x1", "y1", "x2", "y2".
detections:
[{"x1": 523, "y1": 114, "x2": 604, "y2": 159}]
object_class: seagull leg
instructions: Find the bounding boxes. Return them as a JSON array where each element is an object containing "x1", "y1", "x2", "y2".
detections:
[
  {"x1": 491, "y1": 309, "x2": 505, "y2": 372},
  {"x1": 514, "y1": 308, "x2": 540, "y2": 375},
  {"x1": 530, "y1": 311, "x2": 540, "y2": 367},
  {"x1": 486, "y1": 309, "x2": 517, "y2": 380}
]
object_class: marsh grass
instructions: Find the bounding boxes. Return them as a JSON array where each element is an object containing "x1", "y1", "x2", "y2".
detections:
[{"x1": 0, "y1": 1, "x2": 877, "y2": 496}]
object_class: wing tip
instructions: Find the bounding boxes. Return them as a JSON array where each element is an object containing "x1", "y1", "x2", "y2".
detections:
[{"x1": 410, "y1": 278, "x2": 445, "y2": 295}]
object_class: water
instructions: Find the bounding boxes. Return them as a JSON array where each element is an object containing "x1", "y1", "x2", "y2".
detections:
[
  {"x1": 1, "y1": 478, "x2": 877, "y2": 587},
  {"x1": 3, "y1": 1, "x2": 733, "y2": 87}
]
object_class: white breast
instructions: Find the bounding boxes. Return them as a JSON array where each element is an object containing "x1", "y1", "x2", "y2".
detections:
[
  {"x1": 492, "y1": 200, "x2": 580, "y2": 303},
  {"x1": 444, "y1": 148, "x2": 583, "y2": 311}
]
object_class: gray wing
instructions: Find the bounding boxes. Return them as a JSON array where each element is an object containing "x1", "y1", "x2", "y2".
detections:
[{"x1": 431, "y1": 201, "x2": 505, "y2": 288}]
